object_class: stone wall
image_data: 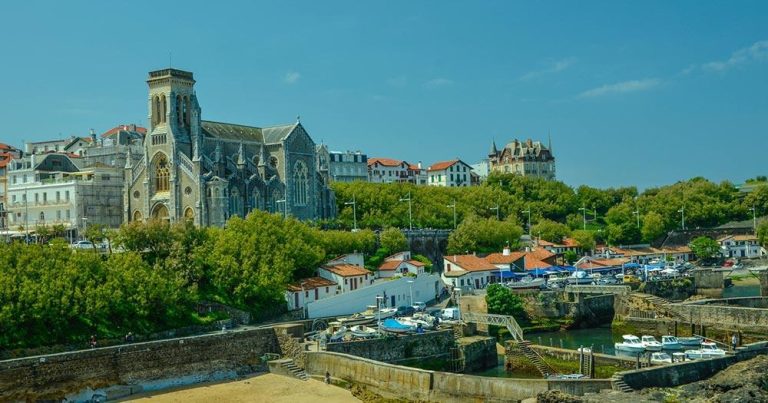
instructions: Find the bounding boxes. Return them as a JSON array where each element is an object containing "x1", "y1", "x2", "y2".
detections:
[
  {"x1": 668, "y1": 303, "x2": 768, "y2": 333},
  {"x1": 325, "y1": 330, "x2": 454, "y2": 363},
  {"x1": 694, "y1": 269, "x2": 724, "y2": 298},
  {"x1": 457, "y1": 336, "x2": 497, "y2": 372},
  {"x1": 0, "y1": 328, "x2": 280, "y2": 402},
  {"x1": 528, "y1": 344, "x2": 638, "y2": 369},
  {"x1": 304, "y1": 351, "x2": 612, "y2": 402}
]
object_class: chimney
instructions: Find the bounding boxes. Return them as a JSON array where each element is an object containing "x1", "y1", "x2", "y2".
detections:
[
  {"x1": 417, "y1": 161, "x2": 422, "y2": 169},
  {"x1": 503, "y1": 246, "x2": 510, "y2": 256}
]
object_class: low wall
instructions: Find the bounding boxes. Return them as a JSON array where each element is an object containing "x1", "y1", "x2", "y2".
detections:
[
  {"x1": 528, "y1": 344, "x2": 637, "y2": 369},
  {"x1": 325, "y1": 330, "x2": 453, "y2": 363},
  {"x1": 305, "y1": 351, "x2": 612, "y2": 402},
  {"x1": 457, "y1": 336, "x2": 497, "y2": 372},
  {"x1": 668, "y1": 303, "x2": 768, "y2": 332},
  {"x1": 0, "y1": 328, "x2": 280, "y2": 402}
]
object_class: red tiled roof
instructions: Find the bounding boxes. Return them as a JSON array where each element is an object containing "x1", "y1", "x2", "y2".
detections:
[
  {"x1": 367, "y1": 157, "x2": 403, "y2": 167},
  {"x1": 0, "y1": 152, "x2": 14, "y2": 168},
  {"x1": 525, "y1": 258, "x2": 551, "y2": 270},
  {"x1": 101, "y1": 124, "x2": 147, "y2": 138},
  {"x1": 444, "y1": 255, "x2": 497, "y2": 272},
  {"x1": 485, "y1": 251, "x2": 526, "y2": 264},
  {"x1": 537, "y1": 239, "x2": 557, "y2": 247},
  {"x1": 406, "y1": 260, "x2": 426, "y2": 267},
  {"x1": 527, "y1": 248, "x2": 556, "y2": 261},
  {"x1": 562, "y1": 238, "x2": 580, "y2": 247},
  {"x1": 427, "y1": 159, "x2": 459, "y2": 172},
  {"x1": 286, "y1": 276, "x2": 337, "y2": 292},
  {"x1": 378, "y1": 260, "x2": 402, "y2": 271},
  {"x1": 323, "y1": 264, "x2": 370, "y2": 277},
  {"x1": 407, "y1": 163, "x2": 422, "y2": 171}
]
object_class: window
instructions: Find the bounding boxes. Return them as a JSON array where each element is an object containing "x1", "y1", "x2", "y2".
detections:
[
  {"x1": 42, "y1": 193, "x2": 47, "y2": 203},
  {"x1": 154, "y1": 154, "x2": 170, "y2": 192},
  {"x1": 65, "y1": 191, "x2": 70, "y2": 201},
  {"x1": 293, "y1": 161, "x2": 308, "y2": 206},
  {"x1": 57, "y1": 210, "x2": 61, "y2": 220},
  {"x1": 66, "y1": 210, "x2": 71, "y2": 219},
  {"x1": 56, "y1": 191, "x2": 60, "y2": 202}
]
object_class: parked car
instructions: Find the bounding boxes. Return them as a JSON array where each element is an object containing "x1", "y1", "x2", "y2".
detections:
[
  {"x1": 412, "y1": 301, "x2": 426, "y2": 312},
  {"x1": 71, "y1": 240, "x2": 94, "y2": 249},
  {"x1": 395, "y1": 306, "x2": 415, "y2": 317}
]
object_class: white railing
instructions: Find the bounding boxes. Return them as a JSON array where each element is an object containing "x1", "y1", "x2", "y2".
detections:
[
  {"x1": 564, "y1": 285, "x2": 631, "y2": 295},
  {"x1": 461, "y1": 311, "x2": 524, "y2": 341},
  {"x1": 178, "y1": 153, "x2": 196, "y2": 182},
  {"x1": 131, "y1": 157, "x2": 145, "y2": 186}
]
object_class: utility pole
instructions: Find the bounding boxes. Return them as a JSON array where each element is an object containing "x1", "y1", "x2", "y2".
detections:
[
  {"x1": 678, "y1": 206, "x2": 685, "y2": 230},
  {"x1": 522, "y1": 206, "x2": 531, "y2": 236},
  {"x1": 749, "y1": 205, "x2": 757, "y2": 234},
  {"x1": 579, "y1": 206, "x2": 587, "y2": 230},
  {"x1": 399, "y1": 192, "x2": 413, "y2": 230},
  {"x1": 345, "y1": 195, "x2": 357, "y2": 231},
  {"x1": 447, "y1": 199, "x2": 457, "y2": 229}
]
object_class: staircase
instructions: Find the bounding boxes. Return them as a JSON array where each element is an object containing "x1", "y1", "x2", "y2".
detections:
[
  {"x1": 635, "y1": 293, "x2": 686, "y2": 321},
  {"x1": 611, "y1": 373, "x2": 633, "y2": 393},
  {"x1": 279, "y1": 359, "x2": 309, "y2": 381},
  {"x1": 517, "y1": 341, "x2": 557, "y2": 378}
]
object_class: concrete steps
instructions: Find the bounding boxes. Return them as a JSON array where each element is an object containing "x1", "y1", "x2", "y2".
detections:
[
  {"x1": 279, "y1": 359, "x2": 309, "y2": 381},
  {"x1": 517, "y1": 341, "x2": 557, "y2": 378},
  {"x1": 611, "y1": 374, "x2": 633, "y2": 393}
]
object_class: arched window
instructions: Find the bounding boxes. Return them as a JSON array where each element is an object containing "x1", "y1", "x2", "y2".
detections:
[
  {"x1": 160, "y1": 94, "x2": 167, "y2": 123},
  {"x1": 152, "y1": 96, "x2": 160, "y2": 126},
  {"x1": 184, "y1": 207, "x2": 194, "y2": 221},
  {"x1": 39, "y1": 212, "x2": 45, "y2": 222},
  {"x1": 270, "y1": 189, "x2": 283, "y2": 213},
  {"x1": 176, "y1": 95, "x2": 183, "y2": 126},
  {"x1": 250, "y1": 189, "x2": 261, "y2": 211},
  {"x1": 133, "y1": 210, "x2": 143, "y2": 222},
  {"x1": 154, "y1": 154, "x2": 170, "y2": 192},
  {"x1": 293, "y1": 161, "x2": 308, "y2": 206},
  {"x1": 182, "y1": 96, "x2": 188, "y2": 128},
  {"x1": 184, "y1": 96, "x2": 190, "y2": 127},
  {"x1": 230, "y1": 188, "x2": 241, "y2": 217}
]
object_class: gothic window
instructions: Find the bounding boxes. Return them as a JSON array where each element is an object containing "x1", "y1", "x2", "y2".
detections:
[
  {"x1": 249, "y1": 189, "x2": 261, "y2": 211},
  {"x1": 160, "y1": 94, "x2": 167, "y2": 123},
  {"x1": 154, "y1": 154, "x2": 170, "y2": 192},
  {"x1": 270, "y1": 189, "x2": 283, "y2": 213},
  {"x1": 184, "y1": 207, "x2": 194, "y2": 221},
  {"x1": 230, "y1": 188, "x2": 242, "y2": 217},
  {"x1": 182, "y1": 96, "x2": 189, "y2": 128},
  {"x1": 152, "y1": 96, "x2": 160, "y2": 126},
  {"x1": 293, "y1": 161, "x2": 308, "y2": 206},
  {"x1": 176, "y1": 95, "x2": 183, "y2": 126},
  {"x1": 133, "y1": 210, "x2": 143, "y2": 222}
]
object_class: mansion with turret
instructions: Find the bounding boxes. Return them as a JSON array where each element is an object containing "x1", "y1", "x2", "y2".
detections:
[
  {"x1": 124, "y1": 68, "x2": 335, "y2": 226},
  {"x1": 488, "y1": 138, "x2": 556, "y2": 180}
]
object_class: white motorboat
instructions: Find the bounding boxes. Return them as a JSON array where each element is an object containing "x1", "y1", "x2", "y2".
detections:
[
  {"x1": 567, "y1": 270, "x2": 595, "y2": 285},
  {"x1": 350, "y1": 324, "x2": 378, "y2": 338},
  {"x1": 615, "y1": 334, "x2": 646, "y2": 353},
  {"x1": 326, "y1": 322, "x2": 348, "y2": 342},
  {"x1": 650, "y1": 352, "x2": 673, "y2": 364},
  {"x1": 678, "y1": 336, "x2": 703, "y2": 348},
  {"x1": 338, "y1": 306, "x2": 376, "y2": 326},
  {"x1": 508, "y1": 276, "x2": 546, "y2": 290},
  {"x1": 661, "y1": 335, "x2": 682, "y2": 350},
  {"x1": 685, "y1": 342, "x2": 727, "y2": 359},
  {"x1": 377, "y1": 307, "x2": 397, "y2": 320},
  {"x1": 641, "y1": 335, "x2": 662, "y2": 351},
  {"x1": 380, "y1": 318, "x2": 417, "y2": 334}
]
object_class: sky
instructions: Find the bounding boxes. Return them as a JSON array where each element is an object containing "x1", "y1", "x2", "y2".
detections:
[{"x1": 0, "y1": 1, "x2": 766, "y2": 190}]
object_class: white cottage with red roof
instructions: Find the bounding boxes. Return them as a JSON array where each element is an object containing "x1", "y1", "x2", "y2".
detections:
[
  {"x1": 377, "y1": 251, "x2": 426, "y2": 278},
  {"x1": 442, "y1": 254, "x2": 499, "y2": 289},
  {"x1": 427, "y1": 159, "x2": 473, "y2": 187}
]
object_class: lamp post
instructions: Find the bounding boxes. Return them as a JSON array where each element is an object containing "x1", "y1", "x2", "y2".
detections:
[
  {"x1": 678, "y1": 206, "x2": 685, "y2": 230},
  {"x1": 447, "y1": 199, "x2": 457, "y2": 229},
  {"x1": 407, "y1": 279, "x2": 414, "y2": 306},
  {"x1": 579, "y1": 206, "x2": 587, "y2": 230},
  {"x1": 453, "y1": 287, "x2": 462, "y2": 321},
  {"x1": 81, "y1": 217, "x2": 88, "y2": 241},
  {"x1": 490, "y1": 205, "x2": 499, "y2": 220},
  {"x1": 376, "y1": 295, "x2": 384, "y2": 334},
  {"x1": 399, "y1": 192, "x2": 412, "y2": 230},
  {"x1": 632, "y1": 209, "x2": 640, "y2": 229},
  {"x1": 276, "y1": 199, "x2": 287, "y2": 219},
  {"x1": 24, "y1": 186, "x2": 29, "y2": 243},
  {"x1": 749, "y1": 205, "x2": 757, "y2": 234},
  {"x1": 522, "y1": 206, "x2": 531, "y2": 235},
  {"x1": 345, "y1": 195, "x2": 357, "y2": 231}
]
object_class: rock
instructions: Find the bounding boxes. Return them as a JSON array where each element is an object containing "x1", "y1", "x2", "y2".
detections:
[{"x1": 536, "y1": 390, "x2": 583, "y2": 403}]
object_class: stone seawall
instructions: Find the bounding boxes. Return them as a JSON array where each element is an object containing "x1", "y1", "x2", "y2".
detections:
[
  {"x1": 0, "y1": 328, "x2": 280, "y2": 402},
  {"x1": 325, "y1": 330, "x2": 454, "y2": 363},
  {"x1": 305, "y1": 351, "x2": 612, "y2": 402},
  {"x1": 529, "y1": 345, "x2": 638, "y2": 369}
]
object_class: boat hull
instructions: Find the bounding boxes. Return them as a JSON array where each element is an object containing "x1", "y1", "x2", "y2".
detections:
[{"x1": 615, "y1": 344, "x2": 645, "y2": 353}]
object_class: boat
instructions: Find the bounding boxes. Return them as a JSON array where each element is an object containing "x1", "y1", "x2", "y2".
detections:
[
  {"x1": 661, "y1": 335, "x2": 682, "y2": 350},
  {"x1": 377, "y1": 307, "x2": 398, "y2": 320},
  {"x1": 337, "y1": 306, "x2": 377, "y2": 326},
  {"x1": 685, "y1": 342, "x2": 727, "y2": 359},
  {"x1": 508, "y1": 276, "x2": 546, "y2": 290},
  {"x1": 641, "y1": 335, "x2": 663, "y2": 351},
  {"x1": 567, "y1": 270, "x2": 595, "y2": 285},
  {"x1": 350, "y1": 325, "x2": 378, "y2": 338},
  {"x1": 650, "y1": 352, "x2": 673, "y2": 364},
  {"x1": 614, "y1": 334, "x2": 646, "y2": 353},
  {"x1": 326, "y1": 322, "x2": 348, "y2": 342},
  {"x1": 678, "y1": 336, "x2": 703, "y2": 348},
  {"x1": 380, "y1": 318, "x2": 417, "y2": 334}
]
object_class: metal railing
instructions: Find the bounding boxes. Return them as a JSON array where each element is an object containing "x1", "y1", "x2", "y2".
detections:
[
  {"x1": 461, "y1": 311, "x2": 524, "y2": 341},
  {"x1": 178, "y1": 153, "x2": 196, "y2": 181},
  {"x1": 564, "y1": 285, "x2": 631, "y2": 295}
]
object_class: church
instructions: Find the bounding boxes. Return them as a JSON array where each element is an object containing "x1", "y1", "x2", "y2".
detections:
[{"x1": 124, "y1": 68, "x2": 335, "y2": 226}]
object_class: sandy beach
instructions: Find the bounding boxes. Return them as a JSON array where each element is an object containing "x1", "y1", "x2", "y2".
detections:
[{"x1": 123, "y1": 374, "x2": 361, "y2": 403}]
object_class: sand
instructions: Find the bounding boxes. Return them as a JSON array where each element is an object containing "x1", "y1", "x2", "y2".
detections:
[{"x1": 124, "y1": 374, "x2": 361, "y2": 403}]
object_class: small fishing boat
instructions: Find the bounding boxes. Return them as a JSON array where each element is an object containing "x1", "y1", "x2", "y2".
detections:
[
  {"x1": 685, "y1": 342, "x2": 727, "y2": 359},
  {"x1": 615, "y1": 334, "x2": 645, "y2": 353},
  {"x1": 641, "y1": 335, "x2": 662, "y2": 351},
  {"x1": 350, "y1": 325, "x2": 378, "y2": 338},
  {"x1": 650, "y1": 352, "x2": 673, "y2": 364},
  {"x1": 661, "y1": 335, "x2": 682, "y2": 350},
  {"x1": 326, "y1": 322, "x2": 348, "y2": 342},
  {"x1": 678, "y1": 336, "x2": 703, "y2": 348},
  {"x1": 508, "y1": 276, "x2": 546, "y2": 290},
  {"x1": 338, "y1": 306, "x2": 376, "y2": 326},
  {"x1": 567, "y1": 270, "x2": 595, "y2": 285},
  {"x1": 380, "y1": 318, "x2": 416, "y2": 334},
  {"x1": 377, "y1": 307, "x2": 398, "y2": 320}
]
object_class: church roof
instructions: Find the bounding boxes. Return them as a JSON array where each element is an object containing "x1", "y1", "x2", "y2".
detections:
[{"x1": 200, "y1": 120, "x2": 297, "y2": 144}]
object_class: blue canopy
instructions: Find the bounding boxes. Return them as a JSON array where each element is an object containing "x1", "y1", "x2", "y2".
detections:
[
  {"x1": 529, "y1": 268, "x2": 552, "y2": 277},
  {"x1": 493, "y1": 271, "x2": 521, "y2": 279},
  {"x1": 624, "y1": 263, "x2": 642, "y2": 269}
]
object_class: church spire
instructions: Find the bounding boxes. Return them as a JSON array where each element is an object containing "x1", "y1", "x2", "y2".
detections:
[
  {"x1": 236, "y1": 142, "x2": 246, "y2": 167},
  {"x1": 489, "y1": 139, "x2": 498, "y2": 156},
  {"x1": 548, "y1": 130, "x2": 552, "y2": 153},
  {"x1": 124, "y1": 146, "x2": 133, "y2": 169},
  {"x1": 258, "y1": 143, "x2": 268, "y2": 166},
  {"x1": 214, "y1": 142, "x2": 222, "y2": 163}
]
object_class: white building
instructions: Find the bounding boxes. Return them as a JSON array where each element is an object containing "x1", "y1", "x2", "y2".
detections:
[
  {"x1": 377, "y1": 251, "x2": 427, "y2": 278},
  {"x1": 427, "y1": 159, "x2": 473, "y2": 187},
  {"x1": 470, "y1": 159, "x2": 490, "y2": 182},
  {"x1": 442, "y1": 254, "x2": 499, "y2": 290},
  {"x1": 329, "y1": 150, "x2": 368, "y2": 182},
  {"x1": 367, "y1": 157, "x2": 426, "y2": 184},
  {"x1": 6, "y1": 153, "x2": 124, "y2": 239},
  {"x1": 285, "y1": 276, "x2": 338, "y2": 312},
  {"x1": 317, "y1": 252, "x2": 371, "y2": 293},
  {"x1": 718, "y1": 235, "x2": 765, "y2": 259}
]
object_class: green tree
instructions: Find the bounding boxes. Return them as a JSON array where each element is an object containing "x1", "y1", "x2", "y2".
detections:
[
  {"x1": 689, "y1": 236, "x2": 721, "y2": 261},
  {"x1": 605, "y1": 203, "x2": 641, "y2": 244},
  {"x1": 485, "y1": 284, "x2": 527, "y2": 320},
  {"x1": 563, "y1": 250, "x2": 578, "y2": 264},
  {"x1": 757, "y1": 221, "x2": 768, "y2": 248},
  {"x1": 570, "y1": 230, "x2": 595, "y2": 252},
  {"x1": 447, "y1": 215, "x2": 523, "y2": 254},
  {"x1": 84, "y1": 223, "x2": 107, "y2": 251},
  {"x1": 531, "y1": 219, "x2": 571, "y2": 243},
  {"x1": 641, "y1": 211, "x2": 666, "y2": 243},
  {"x1": 412, "y1": 254, "x2": 434, "y2": 272},
  {"x1": 380, "y1": 227, "x2": 408, "y2": 253}
]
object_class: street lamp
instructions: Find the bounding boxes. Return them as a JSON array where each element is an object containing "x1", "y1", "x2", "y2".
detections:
[
  {"x1": 522, "y1": 207, "x2": 531, "y2": 235},
  {"x1": 490, "y1": 205, "x2": 500, "y2": 220},
  {"x1": 749, "y1": 205, "x2": 757, "y2": 234},
  {"x1": 345, "y1": 195, "x2": 357, "y2": 231},
  {"x1": 376, "y1": 295, "x2": 384, "y2": 334},
  {"x1": 276, "y1": 199, "x2": 287, "y2": 219},
  {"x1": 453, "y1": 287, "x2": 462, "y2": 321},
  {"x1": 407, "y1": 279, "x2": 414, "y2": 306},
  {"x1": 678, "y1": 206, "x2": 685, "y2": 230},
  {"x1": 81, "y1": 217, "x2": 88, "y2": 241},
  {"x1": 446, "y1": 199, "x2": 457, "y2": 229},
  {"x1": 399, "y1": 192, "x2": 413, "y2": 230},
  {"x1": 632, "y1": 210, "x2": 640, "y2": 229},
  {"x1": 579, "y1": 206, "x2": 587, "y2": 230}
]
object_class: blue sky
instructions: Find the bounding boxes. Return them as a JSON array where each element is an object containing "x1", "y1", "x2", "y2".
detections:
[{"x1": 0, "y1": 1, "x2": 765, "y2": 189}]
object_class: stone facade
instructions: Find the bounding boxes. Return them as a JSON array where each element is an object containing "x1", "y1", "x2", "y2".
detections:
[
  {"x1": 124, "y1": 68, "x2": 335, "y2": 226},
  {"x1": 488, "y1": 138, "x2": 556, "y2": 180},
  {"x1": 325, "y1": 330, "x2": 454, "y2": 363}
]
